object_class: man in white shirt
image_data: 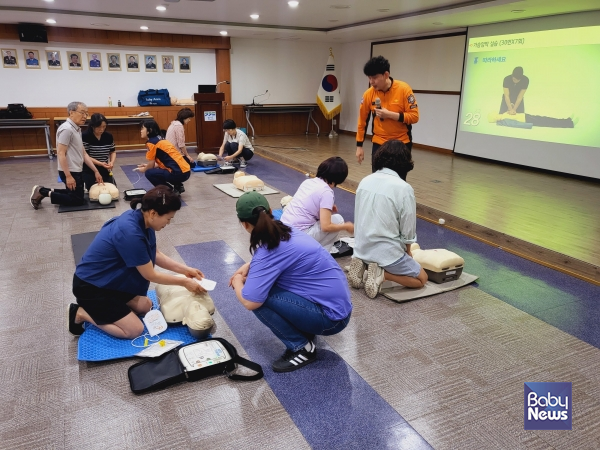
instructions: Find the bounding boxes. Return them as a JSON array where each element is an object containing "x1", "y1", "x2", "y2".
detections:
[
  {"x1": 348, "y1": 140, "x2": 427, "y2": 298},
  {"x1": 30, "y1": 102, "x2": 102, "y2": 209},
  {"x1": 217, "y1": 119, "x2": 254, "y2": 168}
]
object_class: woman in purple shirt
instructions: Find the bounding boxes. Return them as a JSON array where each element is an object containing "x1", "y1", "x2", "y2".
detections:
[{"x1": 229, "y1": 191, "x2": 352, "y2": 373}]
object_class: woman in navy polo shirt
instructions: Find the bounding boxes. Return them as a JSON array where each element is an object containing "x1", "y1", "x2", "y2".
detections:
[
  {"x1": 229, "y1": 191, "x2": 352, "y2": 373},
  {"x1": 68, "y1": 186, "x2": 206, "y2": 339}
]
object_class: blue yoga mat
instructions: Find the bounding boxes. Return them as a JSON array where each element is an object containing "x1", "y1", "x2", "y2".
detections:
[
  {"x1": 272, "y1": 208, "x2": 283, "y2": 220},
  {"x1": 77, "y1": 291, "x2": 201, "y2": 362},
  {"x1": 191, "y1": 165, "x2": 218, "y2": 173}
]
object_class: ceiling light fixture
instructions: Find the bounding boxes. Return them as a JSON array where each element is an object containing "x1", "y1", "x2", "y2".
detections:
[
  {"x1": 91, "y1": 23, "x2": 110, "y2": 27},
  {"x1": 43, "y1": 0, "x2": 54, "y2": 3},
  {"x1": 156, "y1": 6, "x2": 167, "y2": 11},
  {"x1": 46, "y1": 19, "x2": 56, "y2": 24},
  {"x1": 511, "y1": 9, "x2": 525, "y2": 13},
  {"x1": 288, "y1": 1, "x2": 299, "y2": 7},
  {"x1": 220, "y1": 31, "x2": 228, "y2": 35},
  {"x1": 140, "y1": 26, "x2": 149, "y2": 30},
  {"x1": 250, "y1": 14, "x2": 259, "y2": 19}
]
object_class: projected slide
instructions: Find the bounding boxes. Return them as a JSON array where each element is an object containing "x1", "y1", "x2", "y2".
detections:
[{"x1": 460, "y1": 26, "x2": 600, "y2": 148}]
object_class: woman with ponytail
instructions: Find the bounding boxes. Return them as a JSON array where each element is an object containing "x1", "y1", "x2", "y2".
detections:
[
  {"x1": 229, "y1": 191, "x2": 352, "y2": 373},
  {"x1": 68, "y1": 186, "x2": 206, "y2": 339}
]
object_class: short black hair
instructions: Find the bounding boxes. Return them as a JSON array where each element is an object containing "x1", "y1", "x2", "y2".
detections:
[
  {"x1": 316, "y1": 156, "x2": 348, "y2": 186},
  {"x1": 223, "y1": 119, "x2": 236, "y2": 130},
  {"x1": 140, "y1": 120, "x2": 162, "y2": 138},
  {"x1": 130, "y1": 185, "x2": 181, "y2": 216},
  {"x1": 89, "y1": 113, "x2": 107, "y2": 130},
  {"x1": 364, "y1": 56, "x2": 390, "y2": 76},
  {"x1": 28, "y1": 51, "x2": 34, "y2": 55},
  {"x1": 70, "y1": 54, "x2": 78, "y2": 59},
  {"x1": 512, "y1": 66, "x2": 524, "y2": 78},
  {"x1": 373, "y1": 140, "x2": 414, "y2": 181},
  {"x1": 176, "y1": 108, "x2": 195, "y2": 124}
]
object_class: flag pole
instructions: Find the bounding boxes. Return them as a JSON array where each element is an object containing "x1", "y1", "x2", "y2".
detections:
[{"x1": 329, "y1": 118, "x2": 338, "y2": 138}]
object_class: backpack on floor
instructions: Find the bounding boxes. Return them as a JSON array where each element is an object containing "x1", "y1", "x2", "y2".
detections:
[{"x1": 128, "y1": 337, "x2": 263, "y2": 394}]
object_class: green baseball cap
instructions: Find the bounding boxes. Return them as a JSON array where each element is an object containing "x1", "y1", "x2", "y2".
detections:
[{"x1": 236, "y1": 191, "x2": 271, "y2": 221}]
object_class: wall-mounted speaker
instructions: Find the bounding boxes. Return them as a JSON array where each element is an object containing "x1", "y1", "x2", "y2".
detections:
[{"x1": 18, "y1": 23, "x2": 48, "y2": 43}]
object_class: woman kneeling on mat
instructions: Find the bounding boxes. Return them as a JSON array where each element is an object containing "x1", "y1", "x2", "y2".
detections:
[
  {"x1": 136, "y1": 120, "x2": 191, "y2": 195},
  {"x1": 281, "y1": 156, "x2": 354, "y2": 252},
  {"x1": 348, "y1": 140, "x2": 428, "y2": 298},
  {"x1": 229, "y1": 191, "x2": 352, "y2": 373},
  {"x1": 68, "y1": 186, "x2": 206, "y2": 338}
]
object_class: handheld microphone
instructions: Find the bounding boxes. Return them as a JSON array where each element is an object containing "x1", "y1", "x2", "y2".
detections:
[
  {"x1": 252, "y1": 90, "x2": 268, "y2": 106},
  {"x1": 375, "y1": 97, "x2": 383, "y2": 121}
]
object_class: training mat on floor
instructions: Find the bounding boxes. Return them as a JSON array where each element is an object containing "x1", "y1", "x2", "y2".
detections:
[
  {"x1": 120, "y1": 164, "x2": 187, "y2": 206},
  {"x1": 191, "y1": 165, "x2": 217, "y2": 172},
  {"x1": 57, "y1": 194, "x2": 116, "y2": 213},
  {"x1": 77, "y1": 291, "x2": 201, "y2": 362},
  {"x1": 381, "y1": 272, "x2": 479, "y2": 303},
  {"x1": 213, "y1": 183, "x2": 279, "y2": 198},
  {"x1": 71, "y1": 231, "x2": 99, "y2": 264}
]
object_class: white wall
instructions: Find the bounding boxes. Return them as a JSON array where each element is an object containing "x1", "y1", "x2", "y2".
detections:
[
  {"x1": 230, "y1": 38, "x2": 337, "y2": 105},
  {"x1": 0, "y1": 40, "x2": 215, "y2": 107},
  {"x1": 338, "y1": 40, "x2": 371, "y2": 133}
]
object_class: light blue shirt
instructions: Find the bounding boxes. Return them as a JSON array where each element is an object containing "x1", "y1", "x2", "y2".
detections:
[{"x1": 354, "y1": 168, "x2": 417, "y2": 266}]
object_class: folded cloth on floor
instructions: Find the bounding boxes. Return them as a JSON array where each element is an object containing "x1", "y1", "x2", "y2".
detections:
[
  {"x1": 380, "y1": 273, "x2": 478, "y2": 303},
  {"x1": 77, "y1": 291, "x2": 202, "y2": 362}
]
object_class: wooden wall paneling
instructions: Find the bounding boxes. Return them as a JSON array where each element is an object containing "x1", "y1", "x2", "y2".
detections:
[{"x1": 215, "y1": 49, "x2": 232, "y2": 107}]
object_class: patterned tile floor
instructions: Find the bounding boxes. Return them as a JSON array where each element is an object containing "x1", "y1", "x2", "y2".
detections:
[{"x1": 0, "y1": 151, "x2": 598, "y2": 449}]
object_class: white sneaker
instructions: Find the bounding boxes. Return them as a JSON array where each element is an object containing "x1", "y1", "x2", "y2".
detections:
[
  {"x1": 364, "y1": 262, "x2": 385, "y2": 298},
  {"x1": 347, "y1": 257, "x2": 366, "y2": 289},
  {"x1": 239, "y1": 158, "x2": 247, "y2": 168}
]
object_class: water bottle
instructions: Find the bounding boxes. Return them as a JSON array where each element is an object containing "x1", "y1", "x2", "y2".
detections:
[
  {"x1": 108, "y1": 96, "x2": 113, "y2": 107},
  {"x1": 118, "y1": 100, "x2": 121, "y2": 107}
]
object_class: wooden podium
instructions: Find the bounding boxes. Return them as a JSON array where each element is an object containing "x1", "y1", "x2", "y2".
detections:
[{"x1": 194, "y1": 93, "x2": 224, "y2": 153}]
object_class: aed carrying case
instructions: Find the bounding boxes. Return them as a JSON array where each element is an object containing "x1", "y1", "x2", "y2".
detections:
[
  {"x1": 127, "y1": 337, "x2": 263, "y2": 394},
  {"x1": 123, "y1": 188, "x2": 147, "y2": 201}
]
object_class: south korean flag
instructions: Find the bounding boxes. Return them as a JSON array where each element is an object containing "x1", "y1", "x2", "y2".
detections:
[{"x1": 316, "y1": 48, "x2": 341, "y2": 120}]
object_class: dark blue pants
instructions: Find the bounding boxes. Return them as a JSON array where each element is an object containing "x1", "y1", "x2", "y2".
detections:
[
  {"x1": 224, "y1": 142, "x2": 254, "y2": 161},
  {"x1": 145, "y1": 168, "x2": 190, "y2": 187},
  {"x1": 52, "y1": 171, "x2": 85, "y2": 206}
]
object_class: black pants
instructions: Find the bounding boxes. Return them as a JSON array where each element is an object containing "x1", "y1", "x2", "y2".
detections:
[
  {"x1": 52, "y1": 171, "x2": 85, "y2": 206},
  {"x1": 525, "y1": 114, "x2": 574, "y2": 128},
  {"x1": 224, "y1": 142, "x2": 254, "y2": 161},
  {"x1": 371, "y1": 141, "x2": 412, "y2": 173},
  {"x1": 145, "y1": 168, "x2": 190, "y2": 187},
  {"x1": 83, "y1": 166, "x2": 114, "y2": 191}
]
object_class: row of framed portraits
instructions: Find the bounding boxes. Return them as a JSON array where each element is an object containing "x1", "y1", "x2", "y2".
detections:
[{"x1": 1, "y1": 48, "x2": 192, "y2": 73}]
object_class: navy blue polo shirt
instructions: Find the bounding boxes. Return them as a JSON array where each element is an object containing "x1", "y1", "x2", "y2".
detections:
[{"x1": 76, "y1": 209, "x2": 157, "y2": 296}]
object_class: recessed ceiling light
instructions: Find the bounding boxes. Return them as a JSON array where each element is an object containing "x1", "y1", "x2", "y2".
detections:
[
  {"x1": 156, "y1": 6, "x2": 167, "y2": 11},
  {"x1": 220, "y1": 31, "x2": 228, "y2": 35},
  {"x1": 377, "y1": 9, "x2": 390, "y2": 12},
  {"x1": 330, "y1": 5, "x2": 350, "y2": 9},
  {"x1": 43, "y1": 0, "x2": 54, "y2": 3},
  {"x1": 288, "y1": 1, "x2": 299, "y2": 7},
  {"x1": 140, "y1": 26, "x2": 149, "y2": 30},
  {"x1": 250, "y1": 14, "x2": 259, "y2": 19},
  {"x1": 433, "y1": 22, "x2": 443, "y2": 25},
  {"x1": 46, "y1": 19, "x2": 56, "y2": 24},
  {"x1": 511, "y1": 9, "x2": 525, "y2": 13}
]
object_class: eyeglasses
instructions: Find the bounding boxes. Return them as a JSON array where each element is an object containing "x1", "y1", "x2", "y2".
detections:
[{"x1": 76, "y1": 110, "x2": 89, "y2": 117}]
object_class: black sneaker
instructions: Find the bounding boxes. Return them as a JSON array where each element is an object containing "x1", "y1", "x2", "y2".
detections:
[
  {"x1": 272, "y1": 342, "x2": 316, "y2": 373},
  {"x1": 175, "y1": 184, "x2": 185, "y2": 194},
  {"x1": 67, "y1": 303, "x2": 84, "y2": 336}
]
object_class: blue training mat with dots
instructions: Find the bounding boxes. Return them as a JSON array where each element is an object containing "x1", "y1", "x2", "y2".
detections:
[
  {"x1": 77, "y1": 290, "x2": 202, "y2": 362},
  {"x1": 272, "y1": 209, "x2": 283, "y2": 220}
]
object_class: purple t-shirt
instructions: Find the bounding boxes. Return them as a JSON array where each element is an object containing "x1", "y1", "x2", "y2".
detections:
[
  {"x1": 241, "y1": 229, "x2": 352, "y2": 321},
  {"x1": 281, "y1": 178, "x2": 334, "y2": 230}
]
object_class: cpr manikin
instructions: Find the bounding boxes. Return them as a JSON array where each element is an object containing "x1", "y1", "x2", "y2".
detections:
[
  {"x1": 156, "y1": 275, "x2": 216, "y2": 338},
  {"x1": 233, "y1": 171, "x2": 265, "y2": 192},
  {"x1": 88, "y1": 183, "x2": 119, "y2": 204},
  {"x1": 410, "y1": 243, "x2": 464, "y2": 284}
]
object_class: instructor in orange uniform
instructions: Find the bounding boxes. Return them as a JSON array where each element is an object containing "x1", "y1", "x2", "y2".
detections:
[{"x1": 356, "y1": 56, "x2": 419, "y2": 171}]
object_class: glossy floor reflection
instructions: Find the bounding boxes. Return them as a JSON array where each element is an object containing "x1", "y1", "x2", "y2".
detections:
[{"x1": 0, "y1": 152, "x2": 599, "y2": 449}]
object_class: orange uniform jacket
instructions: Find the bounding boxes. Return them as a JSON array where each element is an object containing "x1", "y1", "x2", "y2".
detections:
[
  {"x1": 356, "y1": 78, "x2": 419, "y2": 147},
  {"x1": 145, "y1": 138, "x2": 190, "y2": 174}
]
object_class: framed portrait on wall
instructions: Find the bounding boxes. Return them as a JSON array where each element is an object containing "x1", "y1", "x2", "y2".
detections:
[
  {"x1": 162, "y1": 55, "x2": 174, "y2": 72},
  {"x1": 126, "y1": 54, "x2": 139, "y2": 72},
  {"x1": 144, "y1": 54, "x2": 157, "y2": 72},
  {"x1": 68, "y1": 52, "x2": 83, "y2": 70},
  {"x1": 179, "y1": 56, "x2": 191, "y2": 73},
  {"x1": 46, "y1": 50, "x2": 62, "y2": 69},
  {"x1": 87, "y1": 52, "x2": 102, "y2": 70},
  {"x1": 24, "y1": 50, "x2": 40, "y2": 69},
  {"x1": 2, "y1": 49, "x2": 19, "y2": 68},
  {"x1": 107, "y1": 53, "x2": 121, "y2": 71}
]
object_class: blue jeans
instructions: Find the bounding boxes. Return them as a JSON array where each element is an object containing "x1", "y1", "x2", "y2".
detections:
[{"x1": 252, "y1": 286, "x2": 351, "y2": 352}]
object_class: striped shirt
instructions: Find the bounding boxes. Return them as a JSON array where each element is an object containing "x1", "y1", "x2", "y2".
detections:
[{"x1": 82, "y1": 130, "x2": 115, "y2": 165}]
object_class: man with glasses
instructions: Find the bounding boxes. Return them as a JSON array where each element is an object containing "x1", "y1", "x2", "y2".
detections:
[{"x1": 30, "y1": 102, "x2": 103, "y2": 209}]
